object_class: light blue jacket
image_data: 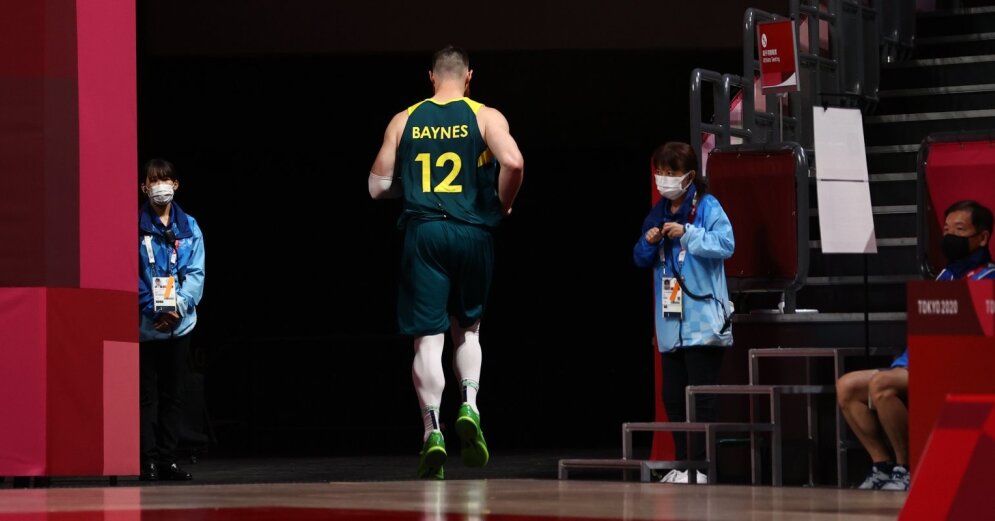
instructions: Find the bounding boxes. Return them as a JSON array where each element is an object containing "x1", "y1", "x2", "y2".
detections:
[
  {"x1": 138, "y1": 202, "x2": 205, "y2": 342},
  {"x1": 634, "y1": 192, "x2": 734, "y2": 352}
]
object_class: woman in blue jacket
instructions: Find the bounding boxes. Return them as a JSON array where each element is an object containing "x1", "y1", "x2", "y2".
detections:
[
  {"x1": 138, "y1": 159, "x2": 205, "y2": 481},
  {"x1": 633, "y1": 142, "x2": 735, "y2": 484}
]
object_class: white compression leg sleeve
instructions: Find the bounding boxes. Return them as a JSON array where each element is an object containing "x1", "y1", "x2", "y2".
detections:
[
  {"x1": 413, "y1": 334, "x2": 446, "y2": 440},
  {"x1": 451, "y1": 320, "x2": 482, "y2": 413}
]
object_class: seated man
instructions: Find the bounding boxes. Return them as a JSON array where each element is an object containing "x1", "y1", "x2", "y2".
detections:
[{"x1": 837, "y1": 200, "x2": 994, "y2": 491}]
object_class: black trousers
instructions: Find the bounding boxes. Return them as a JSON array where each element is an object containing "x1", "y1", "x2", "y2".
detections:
[
  {"x1": 661, "y1": 347, "x2": 726, "y2": 461},
  {"x1": 140, "y1": 335, "x2": 190, "y2": 464}
]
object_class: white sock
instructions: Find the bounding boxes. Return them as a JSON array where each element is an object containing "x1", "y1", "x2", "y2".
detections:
[
  {"x1": 413, "y1": 334, "x2": 445, "y2": 440},
  {"x1": 421, "y1": 406, "x2": 441, "y2": 442},
  {"x1": 452, "y1": 320, "x2": 482, "y2": 413}
]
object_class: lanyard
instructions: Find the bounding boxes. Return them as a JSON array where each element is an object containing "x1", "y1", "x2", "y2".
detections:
[
  {"x1": 144, "y1": 235, "x2": 177, "y2": 275},
  {"x1": 661, "y1": 196, "x2": 698, "y2": 275}
]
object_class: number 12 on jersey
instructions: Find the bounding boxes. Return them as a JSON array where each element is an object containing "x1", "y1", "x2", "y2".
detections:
[{"x1": 416, "y1": 152, "x2": 462, "y2": 193}]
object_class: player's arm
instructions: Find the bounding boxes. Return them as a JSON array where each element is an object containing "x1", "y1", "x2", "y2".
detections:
[
  {"x1": 479, "y1": 107, "x2": 524, "y2": 216},
  {"x1": 369, "y1": 110, "x2": 408, "y2": 199}
]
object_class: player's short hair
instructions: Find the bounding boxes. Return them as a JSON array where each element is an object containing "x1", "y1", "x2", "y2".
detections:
[{"x1": 432, "y1": 45, "x2": 470, "y2": 79}]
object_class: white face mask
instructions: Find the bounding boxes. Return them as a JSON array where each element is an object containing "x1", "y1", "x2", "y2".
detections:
[
  {"x1": 148, "y1": 182, "x2": 174, "y2": 206},
  {"x1": 655, "y1": 173, "x2": 690, "y2": 200}
]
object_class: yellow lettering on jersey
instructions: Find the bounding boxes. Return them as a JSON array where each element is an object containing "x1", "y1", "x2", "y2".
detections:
[
  {"x1": 417, "y1": 152, "x2": 463, "y2": 193},
  {"x1": 411, "y1": 125, "x2": 473, "y2": 140}
]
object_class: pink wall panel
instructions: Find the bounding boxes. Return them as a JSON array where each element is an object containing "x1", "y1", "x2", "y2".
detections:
[
  {"x1": 103, "y1": 341, "x2": 139, "y2": 475},
  {"x1": 0, "y1": 0, "x2": 79, "y2": 287},
  {"x1": 76, "y1": 0, "x2": 136, "y2": 292},
  {"x1": 0, "y1": 289, "x2": 48, "y2": 475},
  {"x1": 44, "y1": 0, "x2": 83, "y2": 287},
  {"x1": 46, "y1": 288, "x2": 135, "y2": 475},
  {"x1": 0, "y1": 78, "x2": 47, "y2": 285},
  {"x1": 0, "y1": 0, "x2": 136, "y2": 477},
  {"x1": 0, "y1": 3, "x2": 44, "y2": 76}
]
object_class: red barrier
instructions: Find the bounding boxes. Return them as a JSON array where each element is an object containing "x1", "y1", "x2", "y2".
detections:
[
  {"x1": 899, "y1": 394, "x2": 995, "y2": 521},
  {"x1": 906, "y1": 280, "x2": 995, "y2": 472}
]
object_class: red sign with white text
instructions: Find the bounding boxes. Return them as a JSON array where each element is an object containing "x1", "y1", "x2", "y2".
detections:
[
  {"x1": 907, "y1": 280, "x2": 995, "y2": 337},
  {"x1": 757, "y1": 19, "x2": 800, "y2": 94}
]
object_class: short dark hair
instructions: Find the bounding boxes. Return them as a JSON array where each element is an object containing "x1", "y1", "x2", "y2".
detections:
[
  {"x1": 945, "y1": 200, "x2": 994, "y2": 234},
  {"x1": 432, "y1": 45, "x2": 470, "y2": 78},
  {"x1": 652, "y1": 141, "x2": 708, "y2": 195},
  {"x1": 143, "y1": 158, "x2": 177, "y2": 183}
]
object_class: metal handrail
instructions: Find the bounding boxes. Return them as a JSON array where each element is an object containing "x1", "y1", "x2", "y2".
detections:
[{"x1": 689, "y1": 69, "x2": 754, "y2": 171}]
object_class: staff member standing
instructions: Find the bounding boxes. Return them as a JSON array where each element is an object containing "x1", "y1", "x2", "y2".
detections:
[
  {"x1": 138, "y1": 159, "x2": 205, "y2": 481},
  {"x1": 633, "y1": 142, "x2": 735, "y2": 484}
]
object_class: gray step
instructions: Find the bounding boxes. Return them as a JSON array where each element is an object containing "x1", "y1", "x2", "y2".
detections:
[
  {"x1": 864, "y1": 109, "x2": 995, "y2": 146},
  {"x1": 880, "y1": 55, "x2": 995, "y2": 90},
  {"x1": 916, "y1": 7, "x2": 995, "y2": 39},
  {"x1": 877, "y1": 84, "x2": 995, "y2": 114},
  {"x1": 742, "y1": 280, "x2": 915, "y2": 314},
  {"x1": 866, "y1": 149, "x2": 918, "y2": 174},
  {"x1": 808, "y1": 244, "x2": 918, "y2": 277},
  {"x1": 796, "y1": 284, "x2": 907, "y2": 313},
  {"x1": 809, "y1": 208, "x2": 916, "y2": 239},
  {"x1": 731, "y1": 313, "x2": 906, "y2": 349},
  {"x1": 808, "y1": 175, "x2": 916, "y2": 207},
  {"x1": 810, "y1": 237, "x2": 915, "y2": 249},
  {"x1": 914, "y1": 32, "x2": 995, "y2": 59},
  {"x1": 688, "y1": 384, "x2": 835, "y2": 395},
  {"x1": 804, "y1": 274, "x2": 918, "y2": 285}
]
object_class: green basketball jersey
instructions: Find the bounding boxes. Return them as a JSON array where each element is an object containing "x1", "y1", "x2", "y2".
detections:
[{"x1": 396, "y1": 97, "x2": 502, "y2": 229}]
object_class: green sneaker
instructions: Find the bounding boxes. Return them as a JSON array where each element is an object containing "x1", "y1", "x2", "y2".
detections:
[
  {"x1": 455, "y1": 403, "x2": 489, "y2": 467},
  {"x1": 417, "y1": 431, "x2": 446, "y2": 480}
]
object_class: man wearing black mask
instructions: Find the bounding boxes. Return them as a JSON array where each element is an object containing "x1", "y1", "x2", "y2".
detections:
[{"x1": 835, "y1": 200, "x2": 994, "y2": 491}]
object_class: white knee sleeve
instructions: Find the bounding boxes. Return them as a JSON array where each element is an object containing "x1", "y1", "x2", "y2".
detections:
[
  {"x1": 452, "y1": 321, "x2": 482, "y2": 383},
  {"x1": 412, "y1": 334, "x2": 446, "y2": 411}
]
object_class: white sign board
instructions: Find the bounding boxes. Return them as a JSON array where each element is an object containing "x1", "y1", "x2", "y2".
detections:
[
  {"x1": 813, "y1": 107, "x2": 877, "y2": 254},
  {"x1": 813, "y1": 108, "x2": 870, "y2": 182}
]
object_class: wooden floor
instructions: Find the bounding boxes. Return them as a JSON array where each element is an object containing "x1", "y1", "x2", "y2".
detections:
[{"x1": 0, "y1": 479, "x2": 907, "y2": 520}]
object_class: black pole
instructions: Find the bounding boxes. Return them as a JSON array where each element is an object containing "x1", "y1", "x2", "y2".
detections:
[{"x1": 864, "y1": 254, "x2": 870, "y2": 358}]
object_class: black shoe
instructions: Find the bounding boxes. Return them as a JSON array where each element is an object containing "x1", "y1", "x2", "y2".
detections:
[
  {"x1": 160, "y1": 462, "x2": 192, "y2": 481},
  {"x1": 139, "y1": 461, "x2": 158, "y2": 481}
]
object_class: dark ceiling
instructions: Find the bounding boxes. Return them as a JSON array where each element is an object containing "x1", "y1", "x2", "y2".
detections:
[{"x1": 139, "y1": 0, "x2": 789, "y2": 56}]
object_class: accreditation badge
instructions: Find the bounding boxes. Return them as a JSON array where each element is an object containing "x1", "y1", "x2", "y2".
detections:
[
  {"x1": 153, "y1": 276, "x2": 177, "y2": 312},
  {"x1": 662, "y1": 277, "x2": 683, "y2": 318}
]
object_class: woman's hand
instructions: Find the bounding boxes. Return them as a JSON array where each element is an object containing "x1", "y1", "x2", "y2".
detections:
[
  {"x1": 153, "y1": 311, "x2": 180, "y2": 331},
  {"x1": 662, "y1": 222, "x2": 685, "y2": 239},
  {"x1": 644, "y1": 227, "x2": 664, "y2": 244}
]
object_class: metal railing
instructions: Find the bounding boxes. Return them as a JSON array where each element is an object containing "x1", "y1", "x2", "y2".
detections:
[
  {"x1": 689, "y1": 69, "x2": 753, "y2": 169},
  {"x1": 691, "y1": 0, "x2": 914, "y2": 164}
]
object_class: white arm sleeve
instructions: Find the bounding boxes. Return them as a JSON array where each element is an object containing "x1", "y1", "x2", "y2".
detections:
[{"x1": 368, "y1": 172, "x2": 402, "y2": 199}]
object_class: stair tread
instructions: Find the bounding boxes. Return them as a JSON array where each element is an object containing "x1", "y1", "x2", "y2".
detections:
[
  {"x1": 878, "y1": 84, "x2": 995, "y2": 97},
  {"x1": 865, "y1": 109, "x2": 995, "y2": 123},
  {"x1": 882, "y1": 54, "x2": 995, "y2": 68}
]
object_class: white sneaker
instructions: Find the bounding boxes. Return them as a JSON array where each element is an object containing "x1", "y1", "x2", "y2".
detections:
[
  {"x1": 857, "y1": 466, "x2": 892, "y2": 490},
  {"x1": 658, "y1": 469, "x2": 685, "y2": 483},
  {"x1": 880, "y1": 466, "x2": 910, "y2": 491},
  {"x1": 680, "y1": 470, "x2": 708, "y2": 484},
  {"x1": 658, "y1": 470, "x2": 708, "y2": 484}
]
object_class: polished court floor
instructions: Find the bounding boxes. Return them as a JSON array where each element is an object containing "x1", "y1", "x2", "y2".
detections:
[{"x1": 0, "y1": 479, "x2": 907, "y2": 520}]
